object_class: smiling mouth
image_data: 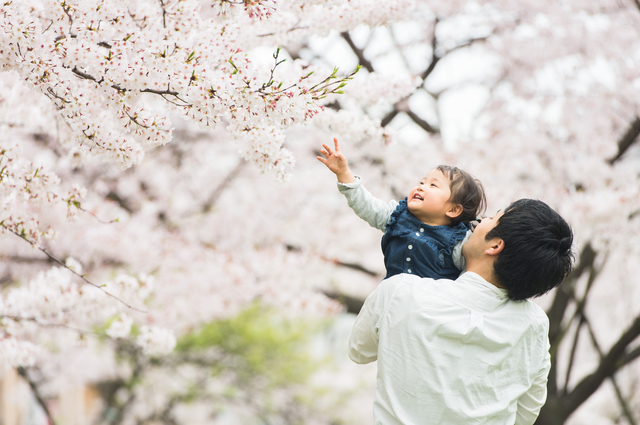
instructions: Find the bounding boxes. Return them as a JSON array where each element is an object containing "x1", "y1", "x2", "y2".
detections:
[{"x1": 412, "y1": 194, "x2": 423, "y2": 201}]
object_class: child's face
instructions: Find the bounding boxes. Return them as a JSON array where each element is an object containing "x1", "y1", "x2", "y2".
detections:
[{"x1": 407, "y1": 169, "x2": 457, "y2": 226}]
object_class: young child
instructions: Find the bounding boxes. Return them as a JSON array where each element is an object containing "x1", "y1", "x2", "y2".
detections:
[{"x1": 317, "y1": 138, "x2": 486, "y2": 280}]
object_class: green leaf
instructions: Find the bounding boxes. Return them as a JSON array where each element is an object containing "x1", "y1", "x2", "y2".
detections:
[{"x1": 176, "y1": 303, "x2": 327, "y2": 386}]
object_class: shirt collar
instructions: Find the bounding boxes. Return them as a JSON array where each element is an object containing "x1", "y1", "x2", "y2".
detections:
[{"x1": 459, "y1": 271, "x2": 509, "y2": 299}]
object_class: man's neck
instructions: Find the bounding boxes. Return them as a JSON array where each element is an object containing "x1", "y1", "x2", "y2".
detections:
[{"x1": 465, "y1": 262, "x2": 503, "y2": 289}]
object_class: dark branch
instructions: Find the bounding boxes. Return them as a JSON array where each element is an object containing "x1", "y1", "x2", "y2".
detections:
[
  {"x1": 620, "y1": 344, "x2": 640, "y2": 369},
  {"x1": 405, "y1": 109, "x2": 438, "y2": 134},
  {"x1": 547, "y1": 243, "x2": 597, "y2": 348},
  {"x1": 71, "y1": 67, "x2": 187, "y2": 103},
  {"x1": 0, "y1": 223, "x2": 147, "y2": 313},
  {"x1": 1, "y1": 255, "x2": 55, "y2": 264},
  {"x1": 17, "y1": 367, "x2": 58, "y2": 425},
  {"x1": 545, "y1": 243, "x2": 596, "y2": 397},
  {"x1": 563, "y1": 314, "x2": 586, "y2": 393},
  {"x1": 201, "y1": 161, "x2": 246, "y2": 214},
  {"x1": 340, "y1": 31, "x2": 374, "y2": 73},
  {"x1": 106, "y1": 190, "x2": 136, "y2": 214},
  {"x1": 421, "y1": 17, "x2": 441, "y2": 81},
  {"x1": 380, "y1": 109, "x2": 400, "y2": 128},
  {"x1": 321, "y1": 290, "x2": 364, "y2": 315},
  {"x1": 328, "y1": 259, "x2": 380, "y2": 277},
  {"x1": 583, "y1": 317, "x2": 638, "y2": 425},
  {"x1": 158, "y1": 0, "x2": 168, "y2": 28},
  {"x1": 380, "y1": 96, "x2": 439, "y2": 133},
  {"x1": 608, "y1": 116, "x2": 640, "y2": 165},
  {"x1": 72, "y1": 66, "x2": 100, "y2": 82},
  {"x1": 564, "y1": 315, "x2": 640, "y2": 416},
  {"x1": 561, "y1": 249, "x2": 602, "y2": 390}
]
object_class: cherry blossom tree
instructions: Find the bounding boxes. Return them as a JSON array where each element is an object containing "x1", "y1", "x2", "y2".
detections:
[{"x1": 2, "y1": 0, "x2": 640, "y2": 424}]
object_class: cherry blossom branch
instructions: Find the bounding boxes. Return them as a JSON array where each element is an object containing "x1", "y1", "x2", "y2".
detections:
[
  {"x1": 257, "y1": 24, "x2": 308, "y2": 37},
  {"x1": 74, "y1": 203, "x2": 119, "y2": 224},
  {"x1": 0, "y1": 223, "x2": 147, "y2": 313},
  {"x1": 158, "y1": 0, "x2": 168, "y2": 29},
  {"x1": 307, "y1": 66, "x2": 361, "y2": 100},
  {"x1": 257, "y1": 47, "x2": 288, "y2": 94},
  {"x1": 250, "y1": 50, "x2": 360, "y2": 104},
  {"x1": 1, "y1": 314, "x2": 106, "y2": 337},
  {"x1": 45, "y1": 189, "x2": 120, "y2": 224},
  {"x1": 71, "y1": 66, "x2": 191, "y2": 106}
]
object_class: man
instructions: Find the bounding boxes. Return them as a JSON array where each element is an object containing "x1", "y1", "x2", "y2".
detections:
[{"x1": 349, "y1": 199, "x2": 574, "y2": 424}]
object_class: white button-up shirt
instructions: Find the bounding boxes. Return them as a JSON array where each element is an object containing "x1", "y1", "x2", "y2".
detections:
[{"x1": 349, "y1": 272, "x2": 551, "y2": 425}]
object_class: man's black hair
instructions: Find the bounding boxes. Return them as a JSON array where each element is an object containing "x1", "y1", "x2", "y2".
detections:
[{"x1": 486, "y1": 199, "x2": 574, "y2": 301}]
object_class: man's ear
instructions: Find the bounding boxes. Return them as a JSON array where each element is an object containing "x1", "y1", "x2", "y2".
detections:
[
  {"x1": 484, "y1": 238, "x2": 504, "y2": 256},
  {"x1": 446, "y1": 204, "x2": 463, "y2": 219}
]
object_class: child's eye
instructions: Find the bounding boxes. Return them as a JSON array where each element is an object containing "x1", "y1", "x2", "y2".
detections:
[{"x1": 430, "y1": 183, "x2": 437, "y2": 187}]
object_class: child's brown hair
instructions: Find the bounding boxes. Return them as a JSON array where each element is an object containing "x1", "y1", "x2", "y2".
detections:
[{"x1": 437, "y1": 165, "x2": 486, "y2": 225}]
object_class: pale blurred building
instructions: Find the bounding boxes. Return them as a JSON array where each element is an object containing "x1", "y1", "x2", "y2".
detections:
[{"x1": 0, "y1": 369, "x2": 101, "y2": 425}]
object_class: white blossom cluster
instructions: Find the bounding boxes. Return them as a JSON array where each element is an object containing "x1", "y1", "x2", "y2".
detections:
[
  {"x1": 0, "y1": 265, "x2": 175, "y2": 368},
  {"x1": 136, "y1": 325, "x2": 177, "y2": 357},
  {"x1": 0, "y1": 136, "x2": 89, "y2": 244},
  {"x1": 235, "y1": 0, "x2": 418, "y2": 46},
  {"x1": 0, "y1": 337, "x2": 40, "y2": 368},
  {"x1": 0, "y1": 0, "x2": 384, "y2": 180},
  {"x1": 342, "y1": 73, "x2": 423, "y2": 108}
]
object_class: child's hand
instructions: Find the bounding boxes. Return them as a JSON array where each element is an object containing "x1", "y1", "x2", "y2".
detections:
[{"x1": 317, "y1": 138, "x2": 355, "y2": 183}]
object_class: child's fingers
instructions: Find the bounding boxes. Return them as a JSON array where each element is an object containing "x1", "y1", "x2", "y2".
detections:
[
  {"x1": 321, "y1": 143, "x2": 333, "y2": 155},
  {"x1": 333, "y1": 137, "x2": 340, "y2": 152}
]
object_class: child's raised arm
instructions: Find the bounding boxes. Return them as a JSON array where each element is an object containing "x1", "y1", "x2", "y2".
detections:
[{"x1": 317, "y1": 138, "x2": 356, "y2": 184}]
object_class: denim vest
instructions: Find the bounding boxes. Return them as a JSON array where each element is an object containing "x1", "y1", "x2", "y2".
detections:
[{"x1": 381, "y1": 198, "x2": 469, "y2": 280}]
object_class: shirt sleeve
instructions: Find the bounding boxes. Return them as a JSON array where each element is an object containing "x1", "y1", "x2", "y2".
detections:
[
  {"x1": 348, "y1": 278, "x2": 397, "y2": 364},
  {"x1": 515, "y1": 329, "x2": 552, "y2": 424},
  {"x1": 337, "y1": 176, "x2": 398, "y2": 232},
  {"x1": 452, "y1": 229, "x2": 472, "y2": 271}
]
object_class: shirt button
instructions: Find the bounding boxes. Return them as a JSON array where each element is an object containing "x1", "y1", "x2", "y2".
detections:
[
  {"x1": 406, "y1": 257, "x2": 411, "y2": 262},
  {"x1": 420, "y1": 228, "x2": 424, "y2": 233},
  {"x1": 415, "y1": 232, "x2": 420, "y2": 236},
  {"x1": 408, "y1": 245, "x2": 413, "y2": 249},
  {"x1": 408, "y1": 269, "x2": 412, "y2": 273}
]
